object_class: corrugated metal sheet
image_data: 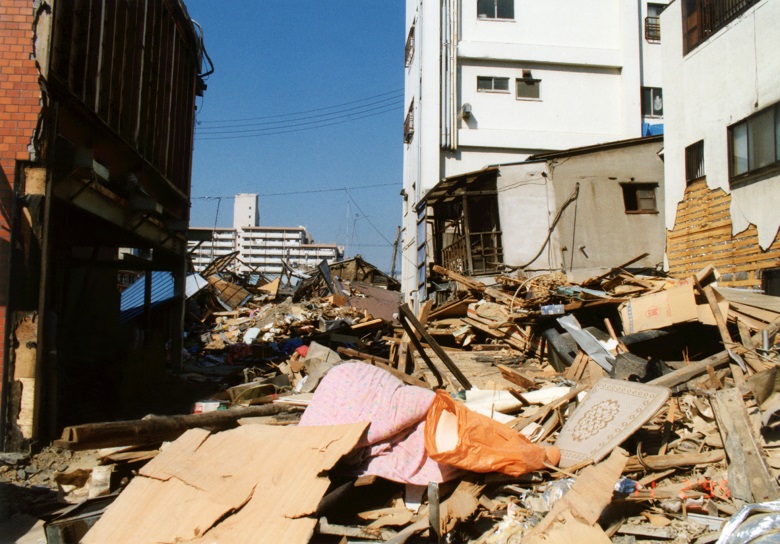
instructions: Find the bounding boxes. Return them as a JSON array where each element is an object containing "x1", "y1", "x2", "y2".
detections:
[
  {"x1": 186, "y1": 274, "x2": 208, "y2": 298},
  {"x1": 120, "y1": 271, "x2": 174, "y2": 323}
]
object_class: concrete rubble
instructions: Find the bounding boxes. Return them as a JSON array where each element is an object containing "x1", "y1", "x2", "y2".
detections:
[{"x1": 2, "y1": 256, "x2": 779, "y2": 543}]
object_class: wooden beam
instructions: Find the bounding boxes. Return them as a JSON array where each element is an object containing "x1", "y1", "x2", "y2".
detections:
[
  {"x1": 55, "y1": 405, "x2": 296, "y2": 450},
  {"x1": 710, "y1": 387, "x2": 780, "y2": 502}
]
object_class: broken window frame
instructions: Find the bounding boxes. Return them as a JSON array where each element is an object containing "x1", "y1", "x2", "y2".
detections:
[
  {"x1": 728, "y1": 102, "x2": 780, "y2": 186},
  {"x1": 477, "y1": 76, "x2": 510, "y2": 93},
  {"x1": 621, "y1": 182, "x2": 659, "y2": 214},
  {"x1": 477, "y1": 0, "x2": 515, "y2": 20},
  {"x1": 428, "y1": 171, "x2": 504, "y2": 278}
]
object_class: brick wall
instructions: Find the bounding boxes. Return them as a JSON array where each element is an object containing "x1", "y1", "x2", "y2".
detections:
[{"x1": 0, "y1": 1, "x2": 41, "y2": 395}]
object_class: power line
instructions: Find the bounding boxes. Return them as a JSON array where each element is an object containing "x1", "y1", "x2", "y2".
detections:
[
  {"x1": 194, "y1": 105, "x2": 401, "y2": 140},
  {"x1": 191, "y1": 182, "x2": 397, "y2": 200},
  {"x1": 197, "y1": 88, "x2": 405, "y2": 124},
  {"x1": 197, "y1": 92, "x2": 404, "y2": 130},
  {"x1": 195, "y1": 99, "x2": 403, "y2": 136}
]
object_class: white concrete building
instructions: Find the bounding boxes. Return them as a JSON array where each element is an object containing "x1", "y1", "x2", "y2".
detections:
[
  {"x1": 402, "y1": 0, "x2": 669, "y2": 301},
  {"x1": 233, "y1": 193, "x2": 260, "y2": 229},
  {"x1": 189, "y1": 194, "x2": 344, "y2": 277},
  {"x1": 660, "y1": 0, "x2": 780, "y2": 293}
]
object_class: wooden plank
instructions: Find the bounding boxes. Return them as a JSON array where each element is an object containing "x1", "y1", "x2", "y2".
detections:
[
  {"x1": 710, "y1": 388, "x2": 780, "y2": 503},
  {"x1": 55, "y1": 404, "x2": 296, "y2": 450},
  {"x1": 623, "y1": 450, "x2": 725, "y2": 473},
  {"x1": 432, "y1": 265, "x2": 486, "y2": 292},
  {"x1": 700, "y1": 283, "x2": 746, "y2": 386},
  {"x1": 336, "y1": 347, "x2": 430, "y2": 389},
  {"x1": 497, "y1": 364, "x2": 535, "y2": 390}
]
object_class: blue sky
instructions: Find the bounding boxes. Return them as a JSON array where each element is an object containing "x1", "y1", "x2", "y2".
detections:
[{"x1": 184, "y1": 1, "x2": 405, "y2": 272}]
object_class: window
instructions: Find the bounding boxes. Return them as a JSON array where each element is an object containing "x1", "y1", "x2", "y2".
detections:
[
  {"x1": 516, "y1": 71, "x2": 541, "y2": 100},
  {"x1": 621, "y1": 183, "x2": 659, "y2": 213},
  {"x1": 477, "y1": 0, "x2": 514, "y2": 19},
  {"x1": 683, "y1": 0, "x2": 759, "y2": 54},
  {"x1": 685, "y1": 140, "x2": 705, "y2": 183},
  {"x1": 405, "y1": 25, "x2": 415, "y2": 67},
  {"x1": 645, "y1": 3, "x2": 663, "y2": 42},
  {"x1": 477, "y1": 76, "x2": 509, "y2": 93},
  {"x1": 729, "y1": 103, "x2": 780, "y2": 182},
  {"x1": 641, "y1": 87, "x2": 663, "y2": 117},
  {"x1": 404, "y1": 100, "x2": 414, "y2": 143}
]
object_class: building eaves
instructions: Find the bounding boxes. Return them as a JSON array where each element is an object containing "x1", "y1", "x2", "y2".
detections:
[{"x1": 527, "y1": 135, "x2": 664, "y2": 162}]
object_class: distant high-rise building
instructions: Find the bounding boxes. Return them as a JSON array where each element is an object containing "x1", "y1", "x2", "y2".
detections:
[
  {"x1": 233, "y1": 193, "x2": 260, "y2": 228},
  {"x1": 189, "y1": 194, "x2": 343, "y2": 276}
]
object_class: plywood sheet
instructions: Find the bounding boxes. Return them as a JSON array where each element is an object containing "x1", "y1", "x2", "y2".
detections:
[{"x1": 83, "y1": 423, "x2": 368, "y2": 544}]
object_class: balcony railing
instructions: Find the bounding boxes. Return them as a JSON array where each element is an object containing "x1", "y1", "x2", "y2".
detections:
[
  {"x1": 645, "y1": 16, "x2": 661, "y2": 42},
  {"x1": 683, "y1": 0, "x2": 759, "y2": 53}
]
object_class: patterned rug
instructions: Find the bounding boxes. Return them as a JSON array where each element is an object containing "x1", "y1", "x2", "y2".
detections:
[{"x1": 555, "y1": 378, "x2": 670, "y2": 467}]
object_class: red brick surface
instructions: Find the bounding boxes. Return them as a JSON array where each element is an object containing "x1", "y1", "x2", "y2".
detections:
[{"x1": 0, "y1": 1, "x2": 40, "y2": 393}]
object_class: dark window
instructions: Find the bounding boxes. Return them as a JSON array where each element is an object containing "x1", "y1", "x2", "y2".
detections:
[
  {"x1": 477, "y1": 76, "x2": 510, "y2": 92},
  {"x1": 685, "y1": 140, "x2": 705, "y2": 183},
  {"x1": 405, "y1": 25, "x2": 415, "y2": 67},
  {"x1": 622, "y1": 183, "x2": 659, "y2": 213},
  {"x1": 641, "y1": 87, "x2": 663, "y2": 117},
  {"x1": 516, "y1": 71, "x2": 541, "y2": 99},
  {"x1": 404, "y1": 101, "x2": 414, "y2": 143},
  {"x1": 477, "y1": 0, "x2": 514, "y2": 19},
  {"x1": 645, "y1": 3, "x2": 664, "y2": 42},
  {"x1": 729, "y1": 103, "x2": 780, "y2": 183},
  {"x1": 683, "y1": 0, "x2": 760, "y2": 54},
  {"x1": 763, "y1": 267, "x2": 780, "y2": 296}
]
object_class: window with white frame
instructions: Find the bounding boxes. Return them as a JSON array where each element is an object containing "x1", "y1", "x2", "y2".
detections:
[
  {"x1": 516, "y1": 70, "x2": 540, "y2": 99},
  {"x1": 477, "y1": 76, "x2": 509, "y2": 93},
  {"x1": 729, "y1": 102, "x2": 780, "y2": 183},
  {"x1": 477, "y1": 0, "x2": 514, "y2": 19},
  {"x1": 641, "y1": 87, "x2": 663, "y2": 117}
]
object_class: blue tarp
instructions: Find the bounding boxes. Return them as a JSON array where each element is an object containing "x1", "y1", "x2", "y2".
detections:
[
  {"x1": 642, "y1": 122, "x2": 664, "y2": 137},
  {"x1": 119, "y1": 271, "x2": 174, "y2": 323}
]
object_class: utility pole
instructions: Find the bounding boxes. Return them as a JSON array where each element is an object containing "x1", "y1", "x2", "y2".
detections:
[{"x1": 390, "y1": 226, "x2": 401, "y2": 278}]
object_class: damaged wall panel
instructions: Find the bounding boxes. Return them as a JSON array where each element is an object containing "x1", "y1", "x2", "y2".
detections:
[{"x1": 667, "y1": 179, "x2": 780, "y2": 291}]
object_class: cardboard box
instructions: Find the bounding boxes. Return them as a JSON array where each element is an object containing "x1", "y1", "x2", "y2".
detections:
[
  {"x1": 619, "y1": 283, "x2": 729, "y2": 334},
  {"x1": 619, "y1": 284, "x2": 698, "y2": 334}
]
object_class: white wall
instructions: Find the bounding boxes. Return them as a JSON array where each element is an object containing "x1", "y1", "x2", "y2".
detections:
[
  {"x1": 460, "y1": 0, "x2": 621, "y2": 49},
  {"x1": 661, "y1": 0, "x2": 780, "y2": 248}
]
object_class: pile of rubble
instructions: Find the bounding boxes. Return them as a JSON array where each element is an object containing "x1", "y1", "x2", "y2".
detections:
[{"x1": 3, "y1": 255, "x2": 780, "y2": 543}]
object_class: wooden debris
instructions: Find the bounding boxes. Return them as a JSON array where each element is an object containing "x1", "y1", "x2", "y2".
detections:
[{"x1": 710, "y1": 387, "x2": 780, "y2": 503}]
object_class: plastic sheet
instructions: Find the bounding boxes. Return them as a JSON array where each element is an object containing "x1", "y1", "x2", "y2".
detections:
[
  {"x1": 716, "y1": 500, "x2": 780, "y2": 544},
  {"x1": 424, "y1": 390, "x2": 558, "y2": 477}
]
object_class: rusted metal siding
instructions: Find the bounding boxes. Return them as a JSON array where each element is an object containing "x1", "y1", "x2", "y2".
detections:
[{"x1": 48, "y1": 0, "x2": 199, "y2": 198}]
